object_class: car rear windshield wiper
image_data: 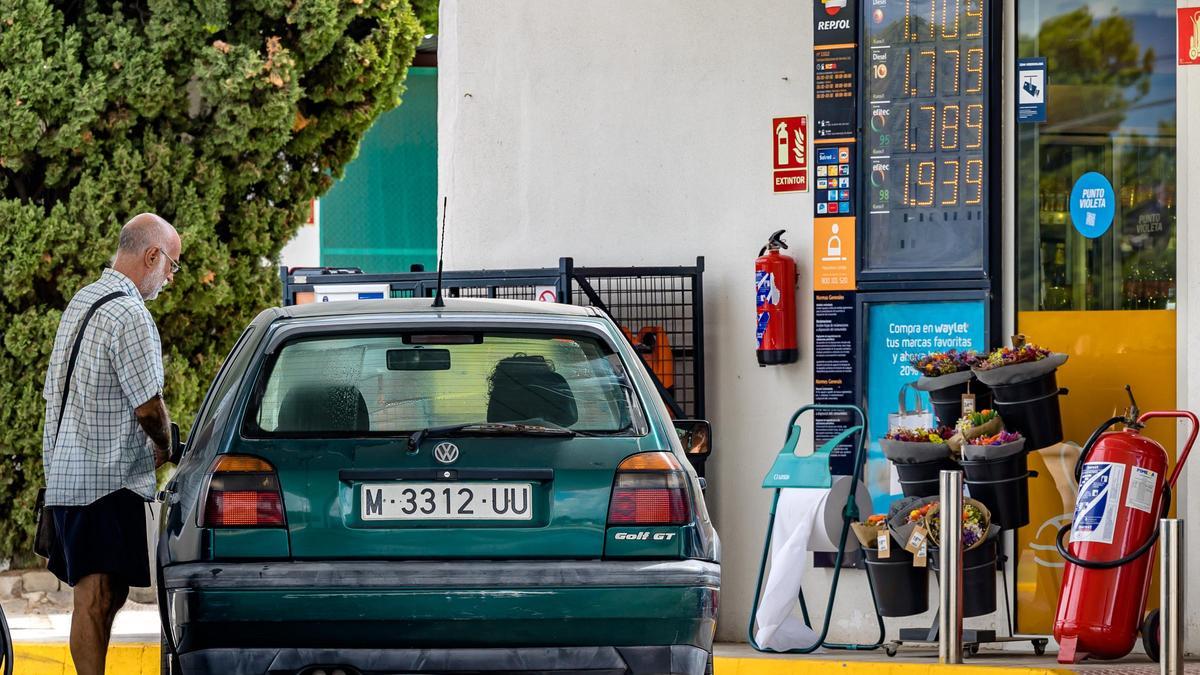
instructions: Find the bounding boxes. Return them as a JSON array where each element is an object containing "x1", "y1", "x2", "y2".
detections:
[{"x1": 407, "y1": 422, "x2": 576, "y2": 452}]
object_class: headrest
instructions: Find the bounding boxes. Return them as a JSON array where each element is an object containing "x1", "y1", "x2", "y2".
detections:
[
  {"x1": 487, "y1": 355, "x2": 578, "y2": 427},
  {"x1": 276, "y1": 385, "x2": 371, "y2": 433}
]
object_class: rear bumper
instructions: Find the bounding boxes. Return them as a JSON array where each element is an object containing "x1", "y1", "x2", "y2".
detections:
[
  {"x1": 163, "y1": 558, "x2": 719, "y2": 590},
  {"x1": 163, "y1": 559, "x2": 719, "y2": 672},
  {"x1": 179, "y1": 644, "x2": 710, "y2": 675}
]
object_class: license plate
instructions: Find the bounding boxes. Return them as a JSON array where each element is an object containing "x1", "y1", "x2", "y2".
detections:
[{"x1": 360, "y1": 483, "x2": 533, "y2": 521}]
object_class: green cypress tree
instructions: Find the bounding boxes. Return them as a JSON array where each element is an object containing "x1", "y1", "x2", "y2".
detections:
[{"x1": 0, "y1": 0, "x2": 422, "y2": 561}]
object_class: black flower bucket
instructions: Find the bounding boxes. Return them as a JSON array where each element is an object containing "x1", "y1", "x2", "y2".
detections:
[
  {"x1": 865, "y1": 546, "x2": 929, "y2": 617},
  {"x1": 961, "y1": 452, "x2": 1032, "y2": 531},
  {"x1": 930, "y1": 535, "x2": 998, "y2": 618},
  {"x1": 927, "y1": 380, "x2": 993, "y2": 428},
  {"x1": 894, "y1": 458, "x2": 960, "y2": 498},
  {"x1": 988, "y1": 372, "x2": 1066, "y2": 449}
]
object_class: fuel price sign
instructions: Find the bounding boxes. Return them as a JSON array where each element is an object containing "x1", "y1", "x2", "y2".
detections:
[{"x1": 862, "y1": 0, "x2": 991, "y2": 276}]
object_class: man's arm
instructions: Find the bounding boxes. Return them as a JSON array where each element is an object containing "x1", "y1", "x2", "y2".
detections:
[{"x1": 135, "y1": 394, "x2": 171, "y2": 468}]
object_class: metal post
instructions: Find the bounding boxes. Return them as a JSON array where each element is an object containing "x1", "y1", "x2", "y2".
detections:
[
  {"x1": 1161, "y1": 519, "x2": 1184, "y2": 675},
  {"x1": 939, "y1": 470, "x2": 964, "y2": 664}
]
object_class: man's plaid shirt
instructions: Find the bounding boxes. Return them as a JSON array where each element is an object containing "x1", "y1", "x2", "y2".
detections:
[{"x1": 42, "y1": 269, "x2": 164, "y2": 506}]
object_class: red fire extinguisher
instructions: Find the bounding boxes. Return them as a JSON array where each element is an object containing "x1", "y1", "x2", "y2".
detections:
[
  {"x1": 1053, "y1": 387, "x2": 1199, "y2": 664},
  {"x1": 755, "y1": 229, "x2": 798, "y2": 366}
]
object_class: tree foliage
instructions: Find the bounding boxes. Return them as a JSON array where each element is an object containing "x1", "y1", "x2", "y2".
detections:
[
  {"x1": 0, "y1": 0, "x2": 422, "y2": 560},
  {"x1": 1034, "y1": 7, "x2": 1154, "y2": 133}
]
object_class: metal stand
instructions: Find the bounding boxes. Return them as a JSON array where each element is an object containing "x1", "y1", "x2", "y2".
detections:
[
  {"x1": 883, "y1": 492, "x2": 1049, "y2": 659},
  {"x1": 747, "y1": 404, "x2": 885, "y2": 654}
]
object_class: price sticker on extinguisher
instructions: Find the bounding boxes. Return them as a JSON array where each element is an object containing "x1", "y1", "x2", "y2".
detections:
[
  {"x1": 1071, "y1": 462, "x2": 1126, "y2": 545},
  {"x1": 1124, "y1": 466, "x2": 1158, "y2": 514}
]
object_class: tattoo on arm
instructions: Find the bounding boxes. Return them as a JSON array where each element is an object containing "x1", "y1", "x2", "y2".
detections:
[{"x1": 135, "y1": 395, "x2": 171, "y2": 451}]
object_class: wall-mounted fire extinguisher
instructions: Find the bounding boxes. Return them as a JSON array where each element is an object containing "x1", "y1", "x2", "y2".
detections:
[{"x1": 756, "y1": 229, "x2": 798, "y2": 366}]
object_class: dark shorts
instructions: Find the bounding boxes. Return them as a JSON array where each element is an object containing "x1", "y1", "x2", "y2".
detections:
[{"x1": 47, "y1": 488, "x2": 151, "y2": 588}]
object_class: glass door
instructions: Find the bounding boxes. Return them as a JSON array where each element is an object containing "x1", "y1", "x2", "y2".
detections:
[{"x1": 1014, "y1": 0, "x2": 1177, "y2": 634}]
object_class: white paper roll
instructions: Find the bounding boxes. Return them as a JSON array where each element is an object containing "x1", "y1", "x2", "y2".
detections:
[
  {"x1": 755, "y1": 488, "x2": 825, "y2": 651},
  {"x1": 807, "y1": 476, "x2": 873, "y2": 553}
]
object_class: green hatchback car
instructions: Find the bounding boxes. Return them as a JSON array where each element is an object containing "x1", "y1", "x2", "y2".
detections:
[{"x1": 157, "y1": 298, "x2": 720, "y2": 675}]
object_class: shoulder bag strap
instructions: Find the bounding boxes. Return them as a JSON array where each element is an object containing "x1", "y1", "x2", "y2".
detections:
[{"x1": 53, "y1": 291, "x2": 127, "y2": 447}]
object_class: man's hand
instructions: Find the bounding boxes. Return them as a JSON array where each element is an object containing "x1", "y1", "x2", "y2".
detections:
[
  {"x1": 151, "y1": 441, "x2": 169, "y2": 469},
  {"x1": 135, "y1": 394, "x2": 172, "y2": 468}
]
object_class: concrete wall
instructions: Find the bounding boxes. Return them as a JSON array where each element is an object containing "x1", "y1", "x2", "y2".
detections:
[
  {"x1": 278, "y1": 200, "x2": 320, "y2": 269},
  {"x1": 438, "y1": 0, "x2": 1195, "y2": 648},
  {"x1": 438, "y1": 0, "x2": 920, "y2": 643}
]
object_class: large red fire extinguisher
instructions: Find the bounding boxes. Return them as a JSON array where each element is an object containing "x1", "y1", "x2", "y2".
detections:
[
  {"x1": 1053, "y1": 388, "x2": 1198, "y2": 664},
  {"x1": 755, "y1": 229, "x2": 798, "y2": 366}
]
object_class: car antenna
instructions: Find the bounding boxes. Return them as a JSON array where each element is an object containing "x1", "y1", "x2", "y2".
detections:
[{"x1": 432, "y1": 196, "x2": 447, "y2": 308}]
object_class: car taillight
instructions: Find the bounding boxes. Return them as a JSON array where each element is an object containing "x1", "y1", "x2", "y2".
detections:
[
  {"x1": 201, "y1": 455, "x2": 286, "y2": 528},
  {"x1": 607, "y1": 451, "x2": 692, "y2": 526}
]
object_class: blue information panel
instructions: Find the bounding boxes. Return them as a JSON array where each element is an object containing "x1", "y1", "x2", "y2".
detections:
[
  {"x1": 1016, "y1": 57, "x2": 1047, "y2": 123},
  {"x1": 863, "y1": 298, "x2": 986, "y2": 514}
]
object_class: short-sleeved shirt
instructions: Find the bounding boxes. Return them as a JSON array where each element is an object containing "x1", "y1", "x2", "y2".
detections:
[{"x1": 42, "y1": 269, "x2": 164, "y2": 506}]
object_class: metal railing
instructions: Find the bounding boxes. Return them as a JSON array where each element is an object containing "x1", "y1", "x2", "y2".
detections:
[{"x1": 279, "y1": 258, "x2": 708, "y2": 474}]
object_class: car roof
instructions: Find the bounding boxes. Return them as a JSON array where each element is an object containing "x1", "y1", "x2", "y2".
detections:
[{"x1": 278, "y1": 297, "x2": 600, "y2": 320}]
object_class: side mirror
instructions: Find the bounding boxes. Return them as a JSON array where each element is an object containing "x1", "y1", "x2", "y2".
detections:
[
  {"x1": 674, "y1": 419, "x2": 712, "y2": 457},
  {"x1": 169, "y1": 422, "x2": 185, "y2": 464}
]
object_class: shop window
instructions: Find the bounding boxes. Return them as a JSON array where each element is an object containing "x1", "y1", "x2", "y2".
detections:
[
  {"x1": 1014, "y1": 0, "x2": 1177, "y2": 637},
  {"x1": 1016, "y1": 0, "x2": 1176, "y2": 311}
]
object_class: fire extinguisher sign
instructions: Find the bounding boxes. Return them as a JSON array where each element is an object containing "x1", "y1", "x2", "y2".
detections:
[
  {"x1": 1071, "y1": 462, "x2": 1126, "y2": 545},
  {"x1": 772, "y1": 116, "x2": 808, "y2": 193}
]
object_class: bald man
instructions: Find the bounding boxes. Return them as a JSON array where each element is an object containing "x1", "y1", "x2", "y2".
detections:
[{"x1": 41, "y1": 213, "x2": 181, "y2": 675}]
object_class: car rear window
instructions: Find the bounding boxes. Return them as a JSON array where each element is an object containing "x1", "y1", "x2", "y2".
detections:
[{"x1": 246, "y1": 332, "x2": 643, "y2": 436}]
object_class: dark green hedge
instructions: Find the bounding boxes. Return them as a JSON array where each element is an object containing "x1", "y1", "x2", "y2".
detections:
[{"x1": 0, "y1": 0, "x2": 422, "y2": 561}]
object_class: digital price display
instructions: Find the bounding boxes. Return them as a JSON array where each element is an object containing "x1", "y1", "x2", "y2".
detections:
[{"x1": 862, "y1": 0, "x2": 990, "y2": 274}]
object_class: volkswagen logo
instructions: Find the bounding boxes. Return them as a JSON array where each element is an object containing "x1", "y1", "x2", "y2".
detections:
[{"x1": 433, "y1": 442, "x2": 460, "y2": 464}]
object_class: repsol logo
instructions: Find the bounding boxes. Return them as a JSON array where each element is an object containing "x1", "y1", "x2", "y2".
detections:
[
  {"x1": 818, "y1": 19, "x2": 851, "y2": 30},
  {"x1": 614, "y1": 531, "x2": 677, "y2": 541}
]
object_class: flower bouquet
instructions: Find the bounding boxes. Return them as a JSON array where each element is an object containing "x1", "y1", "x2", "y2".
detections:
[
  {"x1": 851, "y1": 513, "x2": 890, "y2": 549},
  {"x1": 880, "y1": 426, "x2": 956, "y2": 464},
  {"x1": 972, "y1": 340, "x2": 1068, "y2": 387},
  {"x1": 961, "y1": 429, "x2": 1026, "y2": 461},
  {"x1": 947, "y1": 409, "x2": 1003, "y2": 456},
  {"x1": 970, "y1": 336, "x2": 1069, "y2": 450},
  {"x1": 924, "y1": 498, "x2": 992, "y2": 551},
  {"x1": 887, "y1": 495, "x2": 938, "y2": 553},
  {"x1": 910, "y1": 350, "x2": 982, "y2": 392}
]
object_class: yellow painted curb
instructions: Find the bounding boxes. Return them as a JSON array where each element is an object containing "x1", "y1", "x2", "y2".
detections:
[
  {"x1": 11, "y1": 643, "x2": 158, "y2": 675},
  {"x1": 9, "y1": 645, "x2": 1072, "y2": 675},
  {"x1": 713, "y1": 657, "x2": 1072, "y2": 675}
]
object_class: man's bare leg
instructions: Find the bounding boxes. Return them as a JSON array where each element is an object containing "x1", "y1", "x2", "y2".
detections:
[{"x1": 70, "y1": 573, "x2": 129, "y2": 675}]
